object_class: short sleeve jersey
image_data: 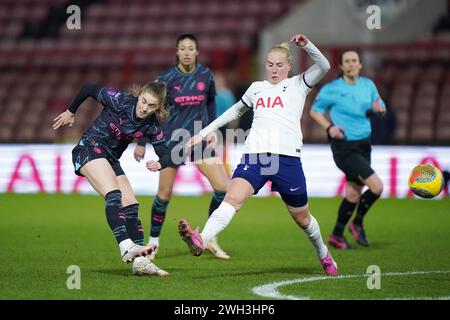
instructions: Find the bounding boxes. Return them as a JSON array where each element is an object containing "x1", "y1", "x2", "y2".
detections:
[{"x1": 311, "y1": 77, "x2": 386, "y2": 141}]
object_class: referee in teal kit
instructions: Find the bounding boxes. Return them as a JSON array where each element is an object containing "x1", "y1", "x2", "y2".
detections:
[{"x1": 310, "y1": 50, "x2": 386, "y2": 249}]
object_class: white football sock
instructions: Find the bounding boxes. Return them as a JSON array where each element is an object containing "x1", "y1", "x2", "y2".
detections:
[
  {"x1": 201, "y1": 201, "x2": 236, "y2": 246},
  {"x1": 303, "y1": 215, "x2": 328, "y2": 260},
  {"x1": 119, "y1": 238, "x2": 135, "y2": 256},
  {"x1": 148, "y1": 236, "x2": 160, "y2": 247}
]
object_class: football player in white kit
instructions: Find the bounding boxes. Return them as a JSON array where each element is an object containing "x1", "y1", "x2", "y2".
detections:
[{"x1": 178, "y1": 34, "x2": 337, "y2": 276}]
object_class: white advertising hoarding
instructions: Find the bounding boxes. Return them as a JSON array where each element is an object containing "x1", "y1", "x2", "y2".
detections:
[{"x1": 0, "y1": 144, "x2": 448, "y2": 198}]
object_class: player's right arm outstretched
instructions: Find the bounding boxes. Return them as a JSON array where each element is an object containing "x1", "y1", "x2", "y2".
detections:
[
  {"x1": 53, "y1": 82, "x2": 103, "y2": 130},
  {"x1": 52, "y1": 109, "x2": 75, "y2": 130}
]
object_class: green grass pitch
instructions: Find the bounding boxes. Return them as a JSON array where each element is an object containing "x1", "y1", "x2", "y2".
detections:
[{"x1": 1, "y1": 194, "x2": 449, "y2": 300}]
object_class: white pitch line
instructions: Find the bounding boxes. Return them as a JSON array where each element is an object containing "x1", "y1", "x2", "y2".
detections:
[{"x1": 251, "y1": 270, "x2": 450, "y2": 300}]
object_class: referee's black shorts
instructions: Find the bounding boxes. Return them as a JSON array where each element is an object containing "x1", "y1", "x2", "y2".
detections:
[{"x1": 330, "y1": 138, "x2": 374, "y2": 186}]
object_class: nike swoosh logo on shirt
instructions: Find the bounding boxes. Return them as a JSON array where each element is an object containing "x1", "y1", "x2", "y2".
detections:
[{"x1": 290, "y1": 187, "x2": 301, "y2": 192}]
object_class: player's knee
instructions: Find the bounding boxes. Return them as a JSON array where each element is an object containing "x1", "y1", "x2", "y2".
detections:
[
  {"x1": 370, "y1": 179, "x2": 384, "y2": 196},
  {"x1": 213, "y1": 184, "x2": 228, "y2": 194},
  {"x1": 296, "y1": 214, "x2": 311, "y2": 229},
  {"x1": 346, "y1": 193, "x2": 360, "y2": 203},
  {"x1": 208, "y1": 176, "x2": 228, "y2": 193},
  {"x1": 208, "y1": 179, "x2": 228, "y2": 193},
  {"x1": 288, "y1": 204, "x2": 308, "y2": 214},
  {"x1": 223, "y1": 193, "x2": 244, "y2": 211},
  {"x1": 345, "y1": 186, "x2": 361, "y2": 203},
  {"x1": 157, "y1": 188, "x2": 172, "y2": 201},
  {"x1": 288, "y1": 205, "x2": 310, "y2": 228}
]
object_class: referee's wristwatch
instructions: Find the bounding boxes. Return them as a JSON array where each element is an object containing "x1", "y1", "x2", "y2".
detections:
[{"x1": 326, "y1": 124, "x2": 333, "y2": 140}]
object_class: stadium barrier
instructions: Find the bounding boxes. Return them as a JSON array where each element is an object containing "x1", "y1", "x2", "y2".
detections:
[{"x1": 0, "y1": 144, "x2": 448, "y2": 198}]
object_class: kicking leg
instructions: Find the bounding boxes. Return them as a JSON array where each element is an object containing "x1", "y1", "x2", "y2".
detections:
[
  {"x1": 117, "y1": 174, "x2": 168, "y2": 275},
  {"x1": 117, "y1": 175, "x2": 144, "y2": 246},
  {"x1": 80, "y1": 159, "x2": 153, "y2": 263}
]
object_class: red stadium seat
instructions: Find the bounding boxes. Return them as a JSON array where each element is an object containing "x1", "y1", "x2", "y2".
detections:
[
  {"x1": 0, "y1": 124, "x2": 15, "y2": 142},
  {"x1": 0, "y1": 0, "x2": 443, "y2": 146},
  {"x1": 422, "y1": 65, "x2": 444, "y2": 83},
  {"x1": 15, "y1": 124, "x2": 38, "y2": 142},
  {"x1": 413, "y1": 96, "x2": 436, "y2": 111},
  {"x1": 37, "y1": 125, "x2": 58, "y2": 142},
  {"x1": 395, "y1": 109, "x2": 410, "y2": 124},
  {"x1": 393, "y1": 124, "x2": 408, "y2": 144},
  {"x1": 409, "y1": 127, "x2": 434, "y2": 145},
  {"x1": 396, "y1": 65, "x2": 422, "y2": 83},
  {"x1": 435, "y1": 126, "x2": 450, "y2": 144}
]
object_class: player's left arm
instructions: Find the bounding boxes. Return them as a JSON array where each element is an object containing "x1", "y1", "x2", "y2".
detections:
[
  {"x1": 146, "y1": 143, "x2": 170, "y2": 171},
  {"x1": 291, "y1": 34, "x2": 331, "y2": 88},
  {"x1": 144, "y1": 126, "x2": 170, "y2": 171}
]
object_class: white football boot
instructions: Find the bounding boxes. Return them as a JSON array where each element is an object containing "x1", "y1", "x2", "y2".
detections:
[
  {"x1": 206, "y1": 237, "x2": 230, "y2": 260},
  {"x1": 121, "y1": 242, "x2": 156, "y2": 263},
  {"x1": 132, "y1": 257, "x2": 169, "y2": 277}
]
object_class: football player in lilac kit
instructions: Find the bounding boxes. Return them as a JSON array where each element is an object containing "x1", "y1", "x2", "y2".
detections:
[
  {"x1": 53, "y1": 81, "x2": 169, "y2": 276},
  {"x1": 178, "y1": 34, "x2": 338, "y2": 276},
  {"x1": 134, "y1": 34, "x2": 230, "y2": 260}
]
